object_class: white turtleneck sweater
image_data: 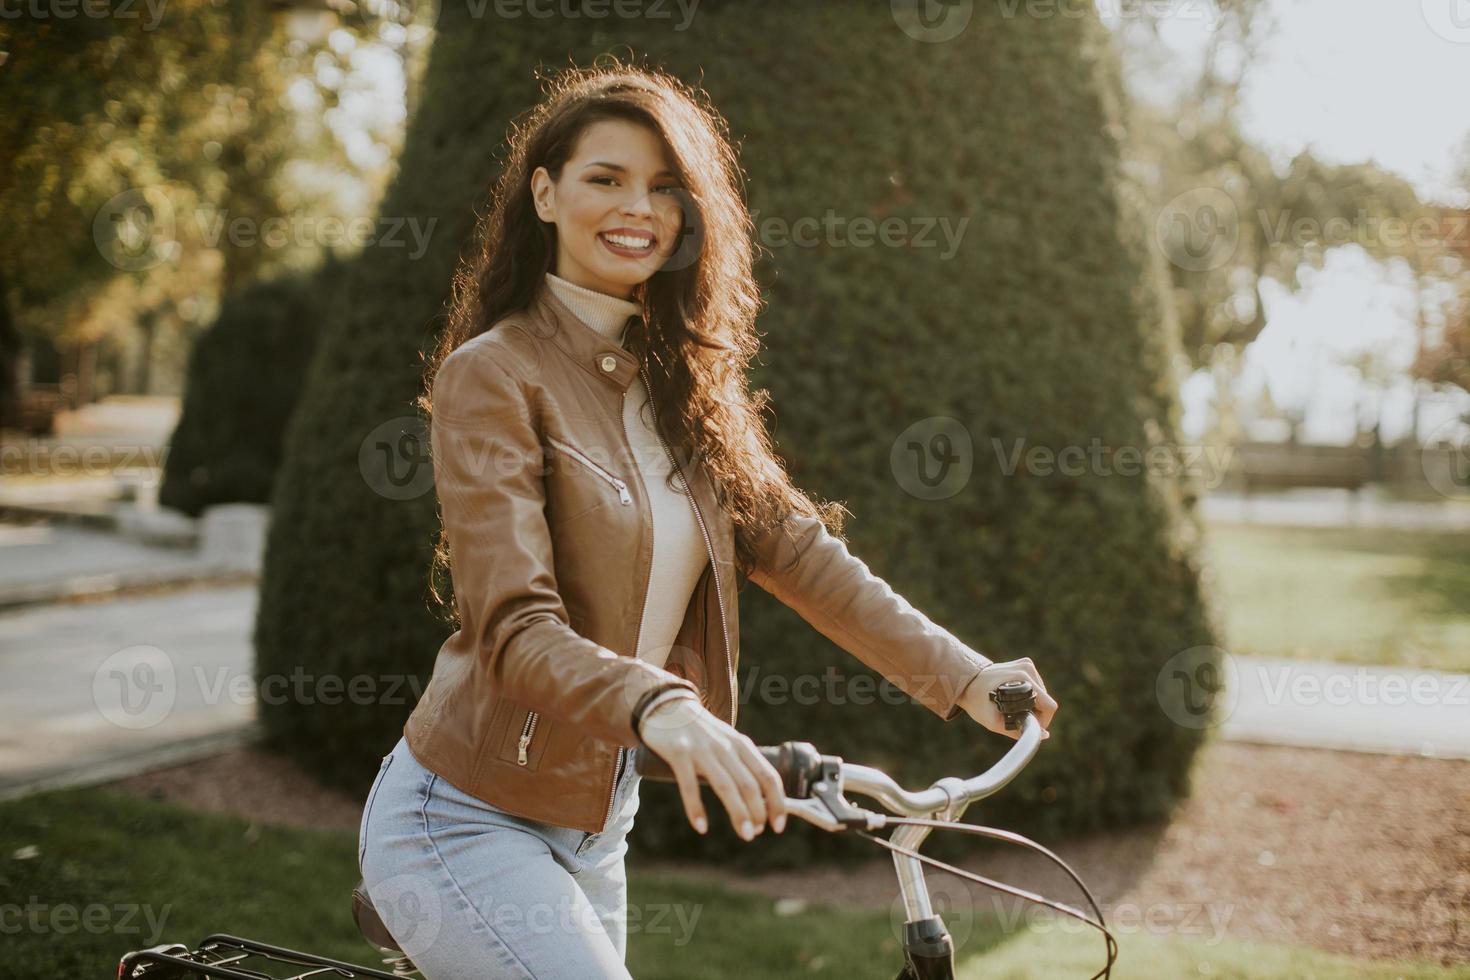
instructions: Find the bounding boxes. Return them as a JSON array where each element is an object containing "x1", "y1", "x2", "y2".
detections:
[{"x1": 544, "y1": 272, "x2": 709, "y2": 673}]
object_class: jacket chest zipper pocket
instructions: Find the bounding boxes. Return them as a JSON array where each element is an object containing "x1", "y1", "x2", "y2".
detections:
[
  {"x1": 517, "y1": 710, "x2": 539, "y2": 765},
  {"x1": 546, "y1": 436, "x2": 632, "y2": 505}
]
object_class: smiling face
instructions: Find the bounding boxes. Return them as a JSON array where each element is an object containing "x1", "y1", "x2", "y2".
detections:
[{"x1": 530, "y1": 117, "x2": 686, "y2": 300}]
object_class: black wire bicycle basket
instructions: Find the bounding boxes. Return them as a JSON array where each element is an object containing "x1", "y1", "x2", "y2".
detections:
[{"x1": 116, "y1": 932, "x2": 418, "y2": 980}]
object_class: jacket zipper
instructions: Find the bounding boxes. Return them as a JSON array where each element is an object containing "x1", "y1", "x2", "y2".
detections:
[
  {"x1": 516, "y1": 710, "x2": 539, "y2": 765},
  {"x1": 546, "y1": 435, "x2": 633, "y2": 505},
  {"x1": 639, "y1": 367, "x2": 733, "y2": 725},
  {"x1": 520, "y1": 438, "x2": 633, "y2": 768},
  {"x1": 597, "y1": 381, "x2": 645, "y2": 830}
]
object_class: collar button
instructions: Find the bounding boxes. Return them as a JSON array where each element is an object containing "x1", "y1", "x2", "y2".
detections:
[{"x1": 599, "y1": 354, "x2": 618, "y2": 373}]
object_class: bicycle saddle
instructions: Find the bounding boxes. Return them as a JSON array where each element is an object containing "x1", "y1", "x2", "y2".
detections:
[{"x1": 352, "y1": 878, "x2": 402, "y2": 953}]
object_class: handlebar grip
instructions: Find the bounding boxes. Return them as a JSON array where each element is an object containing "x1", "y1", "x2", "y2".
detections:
[
  {"x1": 633, "y1": 740, "x2": 824, "y2": 798},
  {"x1": 989, "y1": 678, "x2": 1037, "y2": 731}
]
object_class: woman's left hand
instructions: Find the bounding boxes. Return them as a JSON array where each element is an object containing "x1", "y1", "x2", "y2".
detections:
[{"x1": 957, "y1": 657, "x2": 1058, "y2": 741}]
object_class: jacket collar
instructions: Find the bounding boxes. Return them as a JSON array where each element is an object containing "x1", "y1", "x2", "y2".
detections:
[{"x1": 529, "y1": 278, "x2": 643, "y2": 393}]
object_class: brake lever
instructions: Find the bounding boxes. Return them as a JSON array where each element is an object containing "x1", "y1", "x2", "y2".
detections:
[{"x1": 783, "y1": 754, "x2": 886, "y2": 832}]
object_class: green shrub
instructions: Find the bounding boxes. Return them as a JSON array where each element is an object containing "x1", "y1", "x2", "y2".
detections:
[{"x1": 159, "y1": 254, "x2": 345, "y2": 517}]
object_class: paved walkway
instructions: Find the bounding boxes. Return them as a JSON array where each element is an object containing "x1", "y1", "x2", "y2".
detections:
[
  {"x1": 0, "y1": 584, "x2": 259, "y2": 800},
  {"x1": 1202, "y1": 488, "x2": 1470, "y2": 531},
  {"x1": 0, "y1": 474, "x2": 122, "y2": 525},
  {"x1": 0, "y1": 520, "x2": 231, "y2": 608},
  {"x1": 3, "y1": 394, "x2": 177, "y2": 453},
  {"x1": 1217, "y1": 655, "x2": 1470, "y2": 761}
]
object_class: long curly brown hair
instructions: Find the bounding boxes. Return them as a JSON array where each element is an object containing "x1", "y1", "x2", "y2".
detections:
[{"x1": 419, "y1": 57, "x2": 848, "y2": 619}]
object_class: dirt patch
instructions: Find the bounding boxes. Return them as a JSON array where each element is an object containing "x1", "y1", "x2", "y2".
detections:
[
  {"x1": 108, "y1": 743, "x2": 366, "y2": 833},
  {"x1": 105, "y1": 738, "x2": 1468, "y2": 966}
]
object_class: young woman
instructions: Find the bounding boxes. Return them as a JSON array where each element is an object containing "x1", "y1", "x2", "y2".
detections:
[{"x1": 358, "y1": 61, "x2": 1058, "y2": 979}]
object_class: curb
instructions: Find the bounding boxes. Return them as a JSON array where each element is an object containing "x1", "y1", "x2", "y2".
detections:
[
  {"x1": 0, "y1": 724, "x2": 265, "y2": 803},
  {"x1": 0, "y1": 500, "x2": 118, "y2": 531},
  {"x1": 0, "y1": 566, "x2": 259, "y2": 612}
]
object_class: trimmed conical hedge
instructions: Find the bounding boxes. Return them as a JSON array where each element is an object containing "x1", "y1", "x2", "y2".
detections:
[
  {"x1": 160, "y1": 255, "x2": 343, "y2": 517},
  {"x1": 255, "y1": 5, "x2": 1219, "y2": 868}
]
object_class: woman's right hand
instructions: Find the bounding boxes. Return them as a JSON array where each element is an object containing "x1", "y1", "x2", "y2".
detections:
[{"x1": 636, "y1": 694, "x2": 788, "y2": 841}]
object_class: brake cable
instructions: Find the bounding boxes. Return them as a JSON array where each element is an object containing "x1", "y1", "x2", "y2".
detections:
[{"x1": 851, "y1": 817, "x2": 1117, "y2": 979}]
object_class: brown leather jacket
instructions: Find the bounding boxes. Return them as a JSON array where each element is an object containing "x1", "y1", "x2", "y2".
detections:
[{"x1": 403, "y1": 280, "x2": 992, "y2": 835}]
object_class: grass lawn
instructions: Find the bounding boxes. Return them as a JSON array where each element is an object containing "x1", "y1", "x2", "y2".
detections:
[
  {"x1": 1201, "y1": 523, "x2": 1470, "y2": 673},
  {"x1": 2, "y1": 785, "x2": 1465, "y2": 980}
]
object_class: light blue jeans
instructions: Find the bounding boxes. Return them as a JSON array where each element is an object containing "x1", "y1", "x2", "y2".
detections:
[{"x1": 358, "y1": 734, "x2": 641, "y2": 979}]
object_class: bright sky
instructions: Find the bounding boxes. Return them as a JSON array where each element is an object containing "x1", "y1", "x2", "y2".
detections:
[
  {"x1": 1105, "y1": 0, "x2": 1470, "y2": 444},
  {"x1": 1240, "y1": 0, "x2": 1470, "y2": 207},
  {"x1": 1121, "y1": 0, "x2": 1470, "y2": 206}
]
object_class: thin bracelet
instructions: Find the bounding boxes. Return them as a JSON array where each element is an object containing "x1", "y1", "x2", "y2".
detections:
[
  {"x1": 634, "y1": 687, "x2": 699, "y2": 733},
  {"x1": 631, "y1": 686, "x2": 701, "y2": 745},
  {"x1": 630, "y1": 679, "x2": 697, "y2": 720}
]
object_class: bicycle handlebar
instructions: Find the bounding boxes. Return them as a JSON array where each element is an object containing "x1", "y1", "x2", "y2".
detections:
[
  {"x1": 634, "y1": 739, "x2": 821, "y2": 790},
  {"x1": 631, "y1": 679, "x2": 1044, "y2": 830}
]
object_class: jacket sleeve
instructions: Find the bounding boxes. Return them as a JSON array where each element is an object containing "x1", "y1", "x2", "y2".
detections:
[
  {"x1": 745, "y1": 510, "x2": 991, "y2": 721},
  {"x1": 431, "y1": 343, "x2": 699, "y2": 748}
]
